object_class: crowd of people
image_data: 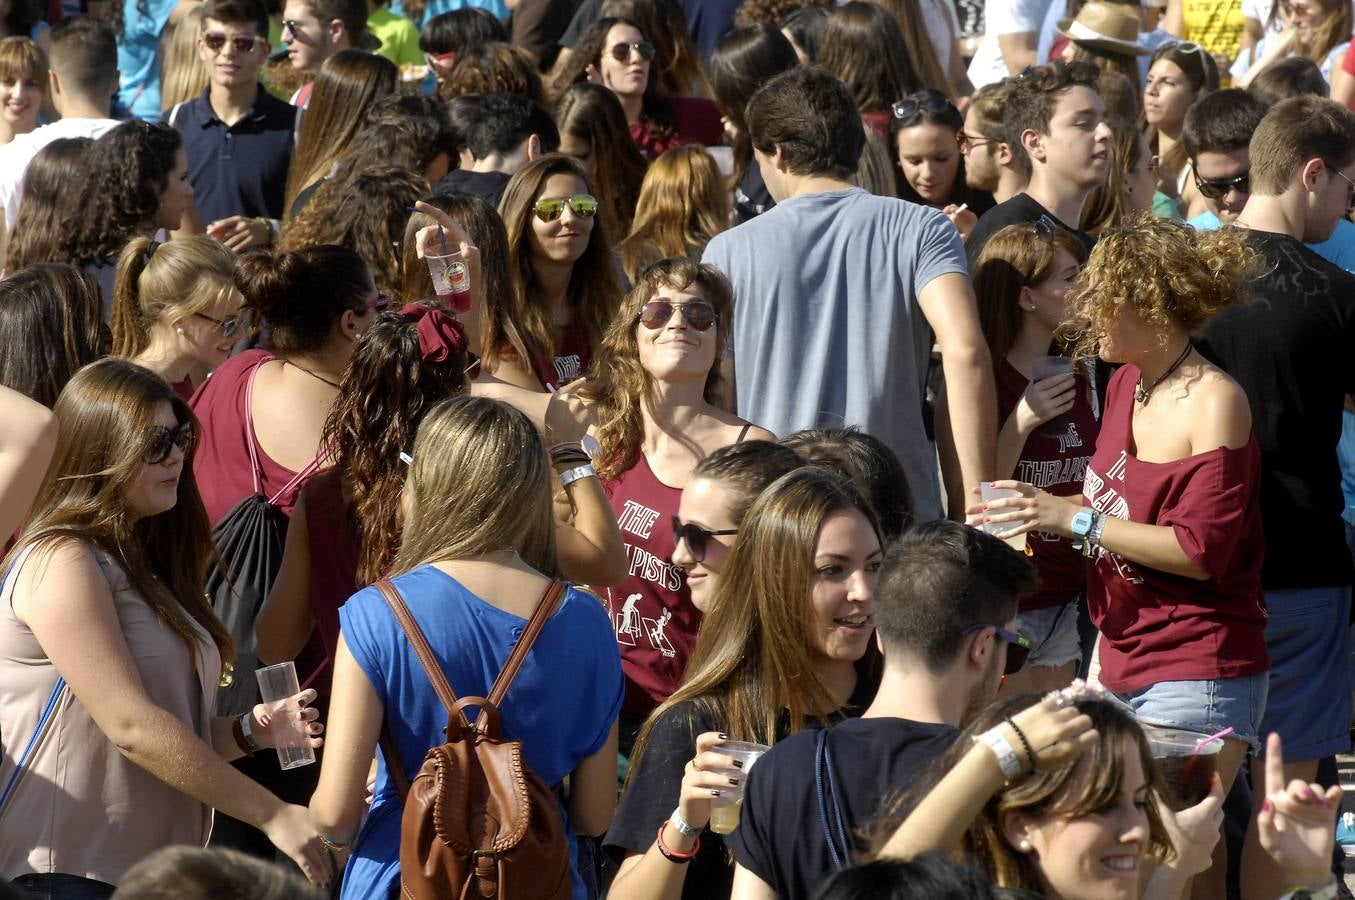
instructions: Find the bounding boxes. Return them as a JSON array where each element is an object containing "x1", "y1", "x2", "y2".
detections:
[{"x1": 0, "y1": 0, "x2": 1352, "y2": 898}]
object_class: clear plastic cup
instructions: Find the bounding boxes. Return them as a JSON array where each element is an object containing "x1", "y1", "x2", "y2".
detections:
[
  {"x1": 426, "y1": 250, "x2": 472, "y2": 314},
  {"x1": 708, "y1": 740, "x2": 768, "y2": 835},
  {"x1": 1141, "y1": 723, "x2": 1223, "y2": 810},
  {"x1": 979, "y1": 482, "x2": 1027, "y2": 552},
  {"x1": 1031, "y1": 356, "x2": 1075, "y2": 382},
  {"x1": 254, "y1": 661, "x2": 315, "y2": 770}
]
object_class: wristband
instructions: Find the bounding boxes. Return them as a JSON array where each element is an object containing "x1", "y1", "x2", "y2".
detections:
[
  {"x1": 974, "y1": 726, "x2": 1022, "y2": 781},
  {"x1": 668, "y1": 807, "x2": 701, "y2": 837},
  {"x1": 558, "y1": 464, "x2": 597, "y2": 488},
  {"x1": 655, "y1": 822, "x2": 700, "y2": 863}
]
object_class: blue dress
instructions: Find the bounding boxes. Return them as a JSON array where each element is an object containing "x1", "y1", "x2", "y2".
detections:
[
  {"x1": 338, "y1": 565, "x2": 623, "y2": 900},
  {"x1": 116, "y1": 0, "x2": 178, "y2": 120}
]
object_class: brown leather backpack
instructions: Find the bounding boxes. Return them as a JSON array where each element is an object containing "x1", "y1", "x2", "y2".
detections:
[{"x1": 376, "y1": 578, "x2": 573, "y2": 900}]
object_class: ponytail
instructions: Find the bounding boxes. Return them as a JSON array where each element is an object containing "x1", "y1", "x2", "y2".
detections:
[
  {"x1": 110, "y1": 237, "x2": 156, "y2": 359},
  {"x1": 109, "y1": 236, "x2": 238, "y2": 362}
]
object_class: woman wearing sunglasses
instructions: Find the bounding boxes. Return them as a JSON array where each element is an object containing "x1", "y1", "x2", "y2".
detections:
[
  {"x1": 553, "y1": 17, "x2": 723, "y2": 161},
  {"x1": 889, "y1": 89, "x2": 994, "y2": 239},
  {"x1": 492, "y1": 153, "x2": 621, "y2": 392},
  {"x1": 1233, "y1": 0, "x2": 1351, "y2": 87},
  {"x1": 111, "y1": 235, "x2": 242, "y2": 401},
  {"x1": 606, "y1": 465, "x2": 881, "y2": 900},
  {"x1": 0, "y1": 359, "x2": 328, "y2": 897},
  {"x1": 977, "y1": 217, "x2": 1269, "y2": 897}
]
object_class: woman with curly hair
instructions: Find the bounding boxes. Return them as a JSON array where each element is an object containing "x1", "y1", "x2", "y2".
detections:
[
  {"x1": 552, "y1": 17, "x2": 722, "y2": 160},
  {"x1": 978, "y1": 216, "x2": 1268, "y2": 897},
  {"x1": 618, "y1": 145, "x2": 728, "y2": 285},
  {"x1": 490, "y1": 153, "x2": 622, "y2": 391},
  {"x1": 2, "y1": 136, "x2": 91, "y2": 274},
  {"x1": 817, "y1": 3, "x2": 928, "y2": 140},
  {"x1": 556, "y1": 82, "x2": 649, "y2": 243},
  {"x1": 58, "y1": 120, "x2": 192, "y2": 316},
  {"x1": 437, "y1": 41, "x2": 543, "y2": 104}
]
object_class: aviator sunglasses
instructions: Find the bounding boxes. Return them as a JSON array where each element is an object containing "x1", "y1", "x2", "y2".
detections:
[
  {"x1": 961, "y1": 623, "x2": 1032, "y2": 675},
  {"x1": 638, "y1": 300, "x2": 717, "y2": 331},
  {"x1": 672, "y1": 515, "x2": 737, "y2": 563},
  {"x1": 145, "y1": 421, "x2": 195, "y2": 466},
  {"x1": 202, "y1": 31, "x2": 266, "y2": 53},
  {"x1": 607, "y1": 41, "x2": 656, "y2": 62},
  {"x1": 533, "y1": 194, "x2": 599, "y2": 222}
]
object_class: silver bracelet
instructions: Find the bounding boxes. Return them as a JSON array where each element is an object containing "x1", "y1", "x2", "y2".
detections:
[
  {"x1": 558, "y1": 464, "x2": 597, "y2": 488},
  {"x1": 668, "y1": 807, "x2": 701, "y2": 837},
  {"x1": 974, "y1": 726, "x2": 1022, "y2": 781}
]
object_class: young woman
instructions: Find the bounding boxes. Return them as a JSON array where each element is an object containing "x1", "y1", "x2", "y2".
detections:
[
  {"x1": 556, "y1": 82, "x2": 650, "y2": 245},
  {"x1": 491, "y1": 153, "x2": 622, "y2": 392},
  {"x1": 605, "y1": 465, "x2": 883, "y2": 900},
  {"x1": 574, "y1": 258, "x2": 774, "y2": 738},
  {"x1": 0, "y1": 36, "x2": 44, "y2": 146},
  {"x1": 1081, "y1": 125, "x2": 1161, "y2": 235},
  {"x1": 1234, "y1": 0, "x2": 1351, "y2": 86},
  {"x1": 59, "y1": 121, "x2": 193, "y2": 314},
  {"x1": 618, "y1": 145, "x2": 730, "y2": 286},
  {"x1": 158, "y1": 5, "x2": 208, "y2": 112},
  {"x1": 309, "y1": 395, "x2": 622, "y2": 899},
  {"x1": 438, "y1": 41, "x2": 544, "y2": 104},
  {"x1": 0, "y1": 263, "x2": 105, "y2": 408},
  {"x1": 971, "y1": 222, "x2": 1094, "y2": 694},
  {"x1": 818, "y1": 3, "x2": 928, "y2": 141},
  {"x1": 0, "y1": 359, "x2": 327, "y2": 897},
  {"x1": 417, "y1": 8, "x2": 508, "y2": 89},
  {"x1": 2, "y1": 137, "x2": 91, "y2": 275},
  {"x1": 1143, "y1": 42, "x2": 1219, "y2": 220},
  {"x1": 111, "y1": 236, "x2": 241, "y2": 400},
  {"x1": 889, "y1": 89, "x2": 993, "y2": 238},
  {"x1": 553, "y1": 18, "x2": 722, "y2": 161},
  {"x1": 1055, "y1": 1, "x2": 1150, "y2": 88},
  {"x1": 779, "y1": 427, "x2": 917, "y2": 543},
  {"x1": 980, "y1": 217, "x2": 1268, "y2": 894}
]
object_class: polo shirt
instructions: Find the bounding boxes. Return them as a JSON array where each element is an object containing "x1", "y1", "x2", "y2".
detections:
[{"x1": 164, "y1": 87, "x2": 296, "y2": 223}]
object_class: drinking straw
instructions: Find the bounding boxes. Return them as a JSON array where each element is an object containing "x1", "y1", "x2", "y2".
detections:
[
  {"x1": 404, "y1": 205, "x2": 449, "y2": 253},
  {"x1": 1193, "y1": 726, "x2": 1234, "y2": 755}
]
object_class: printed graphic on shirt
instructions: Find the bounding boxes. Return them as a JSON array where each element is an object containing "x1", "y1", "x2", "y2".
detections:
[
  {"x1": 1018, "y1": 421, "x2": 1092, "y2": 544},
  {"x1": 1083, "y1": 449, "x2": 1143, "y2": 585},
  {"x1": 609, "y1": 499, "x2": 685, "y2": 651},
  {"x1": 554, "y1": 354, "x2": 581, "y2": 386}
]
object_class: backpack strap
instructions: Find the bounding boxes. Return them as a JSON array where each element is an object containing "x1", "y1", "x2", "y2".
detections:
[
  {"x1": 244, "y1": 356, "x2": 327, "y2": 504},
  {"x1": 485, "y1": 579, "x2": 567, "y2": 709},
  {"x1": 375, "y1": 579, "x2": 463, "y2": 725}
]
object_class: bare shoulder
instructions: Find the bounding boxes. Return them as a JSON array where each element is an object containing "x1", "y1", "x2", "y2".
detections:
[
  {"x1": 11, "y1": 537, "x2": 107, "y2": 624},
  {"x1": 1187, "y1": 365, "x2": 1252, "y2": 453}
]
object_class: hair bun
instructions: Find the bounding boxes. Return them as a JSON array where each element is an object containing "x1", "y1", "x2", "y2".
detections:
[{"x1": 234, "y1": 249, "x2": 307, "y2": 326}]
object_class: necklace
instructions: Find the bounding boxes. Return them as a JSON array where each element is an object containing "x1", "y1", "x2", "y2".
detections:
[
  {"x1": 1134, "y1": 341, "x2": 1192, "y2": 404},
  {"x1": 286, "y1": 360, "x2": 341, "y2": 390}
]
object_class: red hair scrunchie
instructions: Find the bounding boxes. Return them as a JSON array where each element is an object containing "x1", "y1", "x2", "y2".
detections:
[{"x1": 400, "y1": 302, "x2": 467, "y2": 363}]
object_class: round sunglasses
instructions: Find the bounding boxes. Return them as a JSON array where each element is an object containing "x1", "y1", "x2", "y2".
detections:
[
  {"x1": 672, "y1": 515, "x2": 736, "y2": 563},
  {"x1": 532, "y1": 194, "x2": 599, "y2": 223},
  {"x1": 145, "y1": 421, "x2": 195, "y2": 466},
  {"x1": 607, "y1": 41, "x2": 655, "y2": 62},
  {"x1": 638, "y1": 300, "x2": 717, "y2": 331}
]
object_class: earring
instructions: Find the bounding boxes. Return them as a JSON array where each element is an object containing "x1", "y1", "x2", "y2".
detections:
[
  {"x1": 1017, "y1": 839, "x2": 1033, "y2": 853},
  {"x1": 176, "y1": 326, "x2": 185, "y2": 335}
]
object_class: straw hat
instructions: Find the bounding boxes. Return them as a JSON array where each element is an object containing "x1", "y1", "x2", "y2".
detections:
[{"x1": 1057, "y1": 1, "x2": 1150, "y2": 56}]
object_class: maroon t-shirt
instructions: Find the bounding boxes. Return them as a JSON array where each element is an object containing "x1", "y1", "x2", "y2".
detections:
[
  {"x1": 530, "y1": 319, "x2": 592, "y2": 391},
  {"x1": 299, "y1": 468, "x2": 362, "y2": 693},
  {"x1": 629, "y1": 96, "x2": 724, "y2": 161},
  {"x1": 1083, "y1": 366, "x2": 1270, "y2": 693},
  {"x1": 599, "y1": 454, "x2": 699, "y2": 716},
  {"x1": 997, "y1": 359, "x2": 1098, "y2": 611}
]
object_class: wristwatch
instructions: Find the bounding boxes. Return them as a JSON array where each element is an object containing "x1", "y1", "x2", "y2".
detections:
[
  {"x1": 1070, "y1": 508, "x2": 1094, "y2": 551},
  {"x1": 237, "y1": 710, "x2": 263, "y2": 755}
]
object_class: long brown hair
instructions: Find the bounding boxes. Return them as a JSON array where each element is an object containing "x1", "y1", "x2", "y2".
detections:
[
  {"x1": 1080, "y1": 123, "x2": 1145, "y2": 236},
  {"x1": 817, "y1": 2, "x2": 925, "y2": 114},
  {"x1": 283, "y1": 50, "x2": 399, "y2": 221},
  {"x1": 552, "y1": 17, "x2": 674, "y2": 132},
  {"x1": 872, "y1": 0, "x2": 953, "y2": 95},
  {"x1": 111, "y1": 236, "x2": 237, "y2": 359},
  {"x1": 0, "y1": 264, "x2": 106, "y2": 408},
  {"x1": 579, "y1": 258, "x2": 731, "y2": 482},
  {"x1": 618, "y1": 147, "x2": 729, "y2": 285},
  {"x1": 1296, "y1": 0, "x2": 1351, "y2": 63},
  {"x1": 973, "y1": 223, "x2": 1089, "y2": 365},
  {"x1": 494, "y1": 154, "x2": 622, "y2": 381},
  {"x1": 7, "y1": 358, "x2": 234, "y2": 664},
  {"x1": 629, "y1": 466, "x2": 882, "y2": 769},
  {"x1": 555, "y1": 82, "x2": 649, "y2": 241},
  {"x1": 325, "y1": 311, "x2": 468, "y2": 583},
  {"x1": 4, "y1": 137, "x2": 93, "y2": 274}
]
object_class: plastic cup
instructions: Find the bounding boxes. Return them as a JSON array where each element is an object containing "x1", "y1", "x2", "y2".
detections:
[
  {"x1": 1142, "y1": 723, "x2": 1223, "y2": 810},
  {"x1": 426, "y1": 250, "x2": 472, "y2": 314},
  {"x1": 254, "y1": 661, "x2": 315, "y2": 770},
  {"x1": 1031, "y1": 356, "x2": 1075, "y2": 382},
  {"x1": 707, "y1": 740, "x2": 768, "y2": 835},
  {"x1": 979, "y1": 482, "x2": 1027, "y2": 552}
]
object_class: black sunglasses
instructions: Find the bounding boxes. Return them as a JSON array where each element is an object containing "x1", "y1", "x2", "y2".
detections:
[
  {"x1": 194, "y1": 310, "x2": 242, "y2": 338},
  {"x1": 1193, "y1": 169, "x2": 1249, "y2": 200},
  {"x1": 1030, "y1": 213, "x2": 1057, "y2": 243},
  {"x1": 891, "y1": 90, "x2": 954, "y2": 122},
  {"x1": 961, "y1": 623, "x2": 1032, "y2": 675},
  {"x1": 202, "y1": 31, "x2": 265, "y2": 53},
  {"x1": 145, "y1": 421, "x2": 194, "y2": 466},
  {"x1": 638, "y1": 300, "x2": 717, "y2": 332},
  {"x1": 607, "y1": 41, "x2": 655, "y2": 62},
  {"x1": 672, "y1": 515, "x2": 737, "y2": 564}
]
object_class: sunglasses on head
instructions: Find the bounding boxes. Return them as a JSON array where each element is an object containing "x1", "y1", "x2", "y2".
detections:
[
  {"x1": 638, "y1": 299, "x2": 718, "y2": 331},
  {"x1": 607, "y1": 40, "x2": 655, "y2": 62},
  {"x1": 194, "y1": 310, "x2": 242, "y2": 338},
  {"x1": 961, "y1": 623, "x2": 1032, "y2": 675},
  {"x1": 1192, "y1": 168, "x2": 1249, "y2": 200},
  {"x1": 1030, "y1": 213, "x2": 1057, "y2": 243},
  {"x1": 353, "y1": 292, "x2": 392, "y2": 315},
  {"x1": 1163, "y1": 40, "x2": 1211, "y2": 76},
  {"x1": 672, "y1": 515, "x2": 737, "y2": 564},
  {"x1": 532, "y1": 193, "x2": 599, "y2": 222},
  {"x1": 202, "y1": 31, "x2": 265, "y2": 53},
  {"x1": 145, "y1": 421, "x2": 194, "y2": 466},
  {"x1": 891, "y1": 90, "x2": 954, "y2": 122}
]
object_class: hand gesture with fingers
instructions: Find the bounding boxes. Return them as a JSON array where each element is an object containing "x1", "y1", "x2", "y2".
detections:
[
  {"x1": 677, "y1": 732, "x2": 745, "y2": 830},
  {"x1": 1160, "y1": 774, "x2": 1226, "y2": 876},
  {"x1": 410, "y1": 200, "x2": 482, "y2": 314},
  {"x1": 1257, "y1": 732, "x2": 1342, "y2": 891}
]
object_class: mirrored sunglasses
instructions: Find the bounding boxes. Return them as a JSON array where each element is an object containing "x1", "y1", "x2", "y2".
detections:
[
  {"x1": 202, "y1": 32, "x2": 265, "y2": 53},
  {"x1": 533, "y1": 193, "x2": 599, "y2": 222},
  {"x1": 638, "y1": 300, "x2": 717, "y2": 331}
]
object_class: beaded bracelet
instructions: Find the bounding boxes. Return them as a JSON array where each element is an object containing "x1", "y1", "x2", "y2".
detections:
[{"x1": 1003, "y1": 715, "x2": 1036, "y2": 771}]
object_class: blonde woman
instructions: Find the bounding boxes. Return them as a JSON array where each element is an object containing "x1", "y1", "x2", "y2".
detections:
[
  {"x1": 618, "y1": 146, "x2": 730, "y2": 286},
  {"x1": 158, "y1": 6, "x2": 208, "y2": 112},
  {"x1": 309, "y1": 395, "x2": 622, "y2": 899},
  {"x1": 111, "y1": 236, "x2": 241, "y2": 399}
]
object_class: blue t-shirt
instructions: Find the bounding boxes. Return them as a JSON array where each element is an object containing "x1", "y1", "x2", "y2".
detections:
[
  {"x1": 338, "y1": 566, "x2": 623, "y2": 900},
  {"x1": 117, "y1": 0, "x2": 178, "y2": 121}
]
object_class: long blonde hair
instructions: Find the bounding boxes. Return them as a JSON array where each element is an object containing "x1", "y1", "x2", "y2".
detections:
[
  {"x1": 111, "y1": 236, "x2": 237, "y2": 359},
  {"x1": 629, "y1": 466, "x2": 882, "y2": 769},
  {"x1": 618, "y1": 146, "x2": 729, "y2": 285},
  {"x1": 159, "y1": 6, "x2": 209, "y2": 111},
  {"x1": 391, "y1": 395, "x2": 560, "y2": 577},
  {"x1": 579, "y1": 258, "x2": 731, "y2": 482}
]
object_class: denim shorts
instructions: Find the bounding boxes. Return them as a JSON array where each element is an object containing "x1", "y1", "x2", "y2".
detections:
[
  {"x1": 1016, "y1": 600, "x2": 1083, "y2": 668},
  {"x1": 1121, "y1": 671, "x2": 1269, "y2": 752},
  {"x1": 10, "y1": 875, "x2": 116, "y2": 900},
  {"x1": 1258, "y1": 585, "x2": 1354, "y2": 760}
]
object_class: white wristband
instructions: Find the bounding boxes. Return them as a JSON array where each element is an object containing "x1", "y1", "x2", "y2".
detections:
[
  {"x1": 974, "y1": 727, "x2": 1022, "y2": 781},
  {"x1": 668, "y1": 807, "x2": 701, "y2": 837},
  {"x1": 558, "y1": 464, "x2": 597, "y2": 488}
]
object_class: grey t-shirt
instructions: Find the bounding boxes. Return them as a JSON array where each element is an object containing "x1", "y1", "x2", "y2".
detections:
[{"x1": 701, "y1": 187, "x2": 968, "y2": 521}]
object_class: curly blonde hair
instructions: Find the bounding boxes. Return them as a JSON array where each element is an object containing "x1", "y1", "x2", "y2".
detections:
[{"x1": 1063, "y1": 215, "x2": 1261, "y2": 359}]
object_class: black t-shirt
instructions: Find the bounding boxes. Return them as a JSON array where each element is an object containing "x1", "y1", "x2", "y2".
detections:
[
  {"x1": 1195, "y1": 230, "x2": 1355, "y2": 590},
  {"x1": 733, "y1": 163, "x2": 774, "y2": 225},
  {"x1": 431, "y1": 169, "x2": 513, "y2": 209},
  {"x1": 726, "y1": 717, "x2": 958, "y2": 900},
  {"x1": 964, "y1": 193, "x2": 1094, "y2": 271}
]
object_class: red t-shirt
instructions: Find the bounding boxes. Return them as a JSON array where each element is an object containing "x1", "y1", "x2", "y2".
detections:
[
  {"x1": 1083, "y1": 366, "x2": 1270, "y2": 693},
  {"x1": 171, "y1": 375, "x2": 195, "y2": 402},
  {"x1": 996, "y1": 359, "x2": 1098, "y2": 611},
  {"x1": 599, "y1": 454, "x2": 699, "y2": 716},
  {"x1": 629, "y1": 96, "x2": 725, "y2": 161},
  {"x1": 530, "y1": 319, "x2": 592, "y2": 391},
  {"x1": 300, "y1": 468, "x2": 362, "y2": 690}
]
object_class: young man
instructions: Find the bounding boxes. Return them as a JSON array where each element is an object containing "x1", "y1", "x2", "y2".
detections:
[
  {"x1": 964, "y1": 59, "x2": 1112, "y2": 268},
  {"x1": 281, "y1": 0, "x2": 377, "y2": 107},
  {"x1": 701, "y1": 67, "x2": 995, "y2": 523},
  {"x1": 431, "y1": 92, "x2": 559, "y2": 207},
  {"x1": 1183, "y1": 88, "x2": 1265, "y2": 229},
  {"x1": 727, "y1": 521, "x2": 1039, "y2": 900},
  {"x1": 960, "y1": 79, "x2": 1029, "y2": 205},
  {"x1": 0, "y1": 16, "x2": 120, "y2": 234},
  {"x1": 1193, "y1": 95, "x2": 1355, "y2": 900},
  {"x1": 967, "y1": 0, "x2": 1056, "y2": 89},
  {"x1": 164, "y1": 0, "x2": 295, "y2": 251}
]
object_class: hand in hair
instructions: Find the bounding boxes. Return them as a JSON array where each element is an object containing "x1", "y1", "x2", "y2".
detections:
[
  {"x1": 409, "y1": 199, "x2": 483, "y2": 315},
  {"x1": 1256, "y1": 732, "x2": 1342, "y2": 893}
]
